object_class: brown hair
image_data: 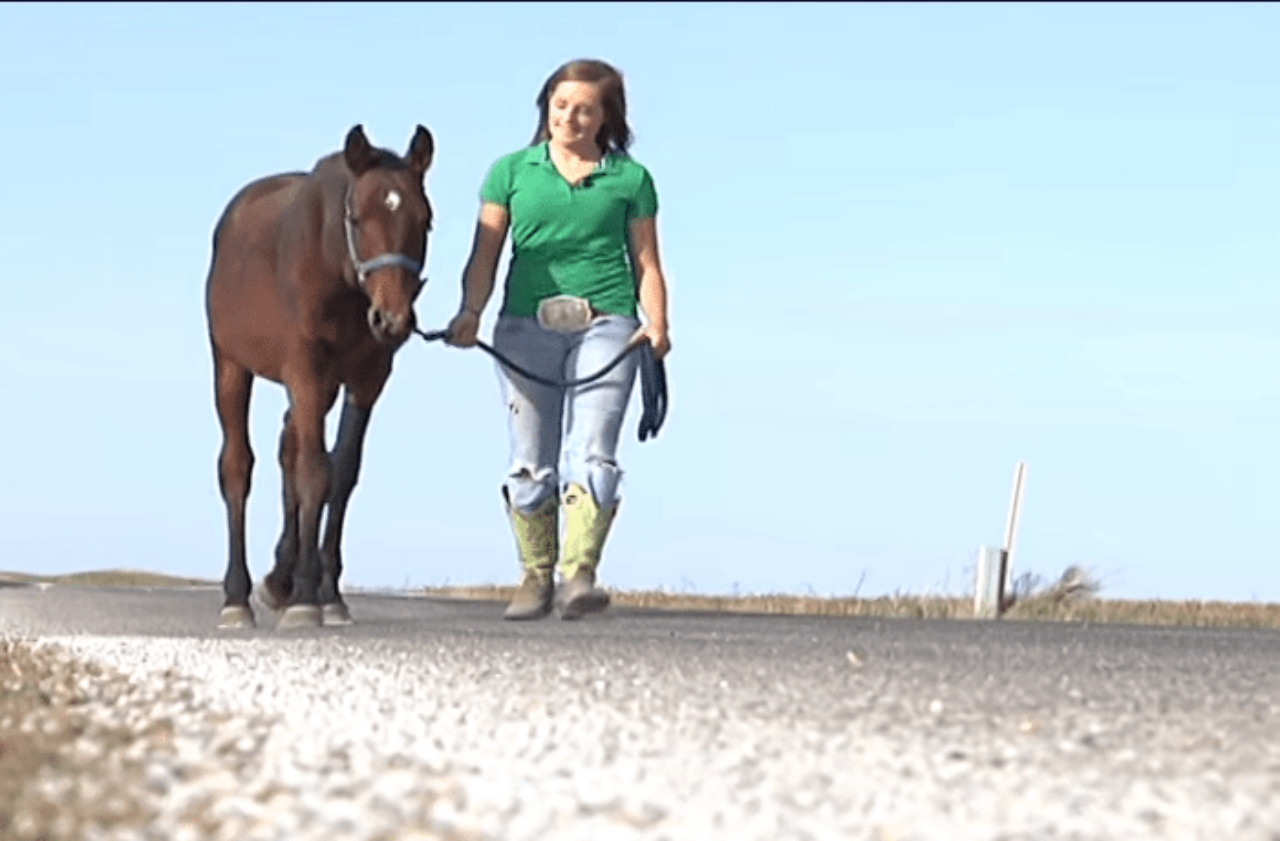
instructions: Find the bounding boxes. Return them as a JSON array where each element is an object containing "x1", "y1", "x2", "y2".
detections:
[{"x1": 530, "y1": 59, "x2": 633, "y2": 154}]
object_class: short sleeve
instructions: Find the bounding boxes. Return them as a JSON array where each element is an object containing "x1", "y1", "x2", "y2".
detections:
[
  {"x1": 479, "y1": 155, "x2": 513, "y2": 207},
  {"x1": 628, "y1": 167, "x2": 658, "y2": 220}
]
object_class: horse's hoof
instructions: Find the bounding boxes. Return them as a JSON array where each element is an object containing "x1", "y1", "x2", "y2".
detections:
[
  {"x1": 277, "y1": 604, "x2": 322, "y2": 629},
  {"x1": 253, "y1": 582, "x2": 288, "y2": 616},
  {"x1": 217, "y1": 605, "x2": 256, "y2": 630},
  {"x1": 322, "y1": 602, "x2": 353, "y2": 626}
]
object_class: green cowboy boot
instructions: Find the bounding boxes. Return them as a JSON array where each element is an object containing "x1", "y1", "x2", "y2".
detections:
[
  {"x1": 558, "y1": 483, "x2": 616, "y2": 620},
  {"x1": 503, "y1": 491, "x2": 558, "y2": 620}
]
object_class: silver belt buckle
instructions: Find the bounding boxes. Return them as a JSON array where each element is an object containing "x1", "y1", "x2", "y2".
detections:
[{"x1": 537, "y1": 295, "x2": 595, "y2": 332}]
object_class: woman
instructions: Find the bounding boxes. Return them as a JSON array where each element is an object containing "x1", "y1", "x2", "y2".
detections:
[{"x1": 446, "y1": 58, "x2": 672, "y2": 620}]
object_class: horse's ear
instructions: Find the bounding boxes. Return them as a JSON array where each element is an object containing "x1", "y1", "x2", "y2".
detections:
[
  {"x1": 344, "y1": 125, "x2": 378, "y2": 176},
  {"x1": 406, "y1": 125, "x2": 434, "y2": 174}
]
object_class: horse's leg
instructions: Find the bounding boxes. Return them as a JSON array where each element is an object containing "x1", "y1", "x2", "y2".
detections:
[
  {"x1": 258, "y1": 409, "x2": 298, "y2": 614},
  {"x1": 213, "y1": 352, "x2": 256, "y2": 629},
  {"x1": 276, "y1": 378, "x2": 337, "y2": 629},
  {"x1": 319, "y1": 364, "x2": 391, "y2": 624},
  {"x1": 317, "y1": 390, "x2": 374, "y2": 625}
]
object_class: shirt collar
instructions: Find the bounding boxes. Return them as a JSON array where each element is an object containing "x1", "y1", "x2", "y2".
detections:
[{"x1": 525, "y1": 141, "x2": 615, "y2": 171}]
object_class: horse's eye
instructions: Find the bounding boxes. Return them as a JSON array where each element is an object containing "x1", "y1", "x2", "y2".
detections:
[{"x1": 385, "y1": 190, "x2": 402, "y2": 212}]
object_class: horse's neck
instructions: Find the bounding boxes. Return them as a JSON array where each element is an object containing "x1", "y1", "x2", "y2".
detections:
[
  {"x1": 293, "y1": 169, "x2": 353, "y2": 284},
  {"x1": 313, "y1": 152, "x2": 347, "y2": 176}
]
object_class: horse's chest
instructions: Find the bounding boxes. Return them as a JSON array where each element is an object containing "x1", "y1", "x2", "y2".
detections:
[{"x1": 305, "y1": 302, "x2": 386, "y2": 370}]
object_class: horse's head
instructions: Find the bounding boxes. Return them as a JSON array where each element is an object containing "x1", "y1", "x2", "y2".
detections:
[{"x1": 342, "y1": 124, "x2": 435, "y2": 346}]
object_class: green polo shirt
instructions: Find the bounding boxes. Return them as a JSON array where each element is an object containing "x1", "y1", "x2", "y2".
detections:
[{"x1": 480, "y1": 142, "x2": 658, "y2": 318}]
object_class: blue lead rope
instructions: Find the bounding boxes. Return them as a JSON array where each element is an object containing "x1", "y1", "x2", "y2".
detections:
[
  {"x1": 414, "y1": 327, "x2": 668, "y2": 442},
  {"x1": 635, "y1": 339, "x2": 667, "y2": 442}
]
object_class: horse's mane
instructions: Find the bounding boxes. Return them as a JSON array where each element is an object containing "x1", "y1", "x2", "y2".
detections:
[{"x1": 314, "y1": 146, "x2": 410, "y2": 176}]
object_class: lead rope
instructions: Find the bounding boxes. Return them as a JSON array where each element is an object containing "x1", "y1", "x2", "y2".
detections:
[
  {"x1": 413, "y1": 327, "x2": 668, "y2": 440},
  {"x1": 413, "y1": 327, "x2": 644, "y2": 388}
]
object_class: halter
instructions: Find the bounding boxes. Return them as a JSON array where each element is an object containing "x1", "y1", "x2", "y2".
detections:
[{"x1": 342, "y1": 184, "x2": 425, "y2": 291}]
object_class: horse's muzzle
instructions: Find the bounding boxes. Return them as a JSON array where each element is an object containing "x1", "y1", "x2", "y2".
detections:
[{"x1": 368, "y1": 306, "x2": 414, "y2": 345}]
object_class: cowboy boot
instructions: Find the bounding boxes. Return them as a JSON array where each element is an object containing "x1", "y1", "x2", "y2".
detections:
[
  {"x1": 503, "y1": 491, "x2": 558, "y2": 620},
  {"x1": 558, "y1": 483, "x2": 616, "y2": 620}
]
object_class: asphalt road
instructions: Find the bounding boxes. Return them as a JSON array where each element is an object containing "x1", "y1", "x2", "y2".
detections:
[
  {"x1": 2, "y1": 584, "x2": 1279, "y2": 840},
  {"x1": 2, "y1": 584, "x2": 1277, "y2": 721}
]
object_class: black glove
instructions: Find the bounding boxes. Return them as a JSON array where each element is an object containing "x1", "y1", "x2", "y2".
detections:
[{"x1": 637, "y1": 341, "x2": 668, "y2": 442}]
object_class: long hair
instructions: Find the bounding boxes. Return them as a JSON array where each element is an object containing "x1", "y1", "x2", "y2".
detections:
[{"x1": 530, "y1": 59, "x2": 633, "y2": 154}]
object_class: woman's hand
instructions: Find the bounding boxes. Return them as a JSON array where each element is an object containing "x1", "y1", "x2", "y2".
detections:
[
  {"x1": 448, "y1": 202, "x2": 508, "y2": 348},
  {"x1": 641, "y1": 322, "x2": 671, "y2": 360},
  {"x1": 445, "y1": 308, "x2": 481, "y2": 347}
]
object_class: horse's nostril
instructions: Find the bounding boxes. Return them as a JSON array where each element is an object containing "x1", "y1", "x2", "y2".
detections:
[{"x1": 368, "y1": 307, "x2": 409, "y2": 339}]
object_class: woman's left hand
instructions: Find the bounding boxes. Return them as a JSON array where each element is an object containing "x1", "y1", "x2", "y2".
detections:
[{"x1": 640, "y1": 323, "x2": 671, "y2": 360}]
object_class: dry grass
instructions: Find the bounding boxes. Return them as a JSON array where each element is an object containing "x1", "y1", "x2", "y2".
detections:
[
  {"x1": 5, "y1": 569, "x2": 1280, "y2": 630},
  {"x1": 1002, "y1": 594, "x2": 1280, "y2": 629},
  {"x1": 0, "y1": 570, "x2": 215, "y2": 589},
  {"x1": 415, "y1": 584, "x2": 1280, "y2": 630}
]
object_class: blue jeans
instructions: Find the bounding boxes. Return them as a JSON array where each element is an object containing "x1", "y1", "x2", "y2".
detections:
[{"x1": 493, "y1": 314, "x2": 640, "y2": 514}]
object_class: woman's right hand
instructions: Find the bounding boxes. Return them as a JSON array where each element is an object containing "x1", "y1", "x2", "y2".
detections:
[
  {"x1": 444, "y1": 309, "x2": 480, "y2": 347},
  {"x1": 449, "y1": 203, "x2": 507, "y2": 348}
]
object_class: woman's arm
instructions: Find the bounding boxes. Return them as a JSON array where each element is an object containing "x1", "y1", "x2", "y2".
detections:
[
  {"x1": 445, "y1": 201, "x2": 510, "y2": 347},
  {"x1": 629, "y1": 215, "x2": 671, "y2": 359}
]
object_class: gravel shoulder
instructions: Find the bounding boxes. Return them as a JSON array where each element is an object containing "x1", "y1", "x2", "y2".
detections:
[{"x1": 2, "y1": 585, "x2": 1279, "y2": 840}]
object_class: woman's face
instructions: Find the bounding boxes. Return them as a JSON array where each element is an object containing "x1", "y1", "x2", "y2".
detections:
[{"x1": 548, "y1": 81, "x2": 605, "y2": 151}]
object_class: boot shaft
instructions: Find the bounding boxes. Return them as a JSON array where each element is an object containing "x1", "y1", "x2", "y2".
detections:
[
  {"x1": 505, "y1": 492, "x2": 558, "y2": 578},
  {"x1": 560, "y1": 483, "x2": 618, "y2": 579}
]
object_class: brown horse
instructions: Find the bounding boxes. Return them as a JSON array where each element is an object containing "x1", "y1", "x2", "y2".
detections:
[{"x1": 205, "y1": 125, "x2": 434, "y2": 629}]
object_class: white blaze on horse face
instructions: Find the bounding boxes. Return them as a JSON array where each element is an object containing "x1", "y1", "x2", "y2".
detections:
[{"x1": 385, "y1": 190, "x2": 402, "y2": 212}]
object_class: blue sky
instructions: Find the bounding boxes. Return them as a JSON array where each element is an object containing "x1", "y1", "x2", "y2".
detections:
[{"x1": 1, "y1": 2, "x2": 1276, "y2": 602}]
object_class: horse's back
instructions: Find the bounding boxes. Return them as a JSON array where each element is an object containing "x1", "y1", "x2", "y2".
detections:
[
  {"x1": 211, "y1": 173, "x2": 308, "y2": 256},
  {"x1": 206, "y1": 172, "x2": 315, "y2": 379}
]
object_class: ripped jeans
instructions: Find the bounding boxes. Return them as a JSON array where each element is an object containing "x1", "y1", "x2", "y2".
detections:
[{"x1": 493, "y1": 314, "x2": 640, "y2": 514}]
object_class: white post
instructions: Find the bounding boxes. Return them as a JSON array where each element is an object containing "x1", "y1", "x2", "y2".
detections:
[
  {"x1": 973, "y1": 546, "x2": 1007, "y2": 619},
  {"x1": 1002, "y1": 461, "x2": 1028, "y2": 598},
  {"x1": 973, "y1": 462, "x2": 1028, "y2": 620}
]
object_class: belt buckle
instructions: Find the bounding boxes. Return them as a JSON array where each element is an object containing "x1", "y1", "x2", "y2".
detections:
[{"x1": 537, "y1": 295, "x2": 595, "y2": 332}]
